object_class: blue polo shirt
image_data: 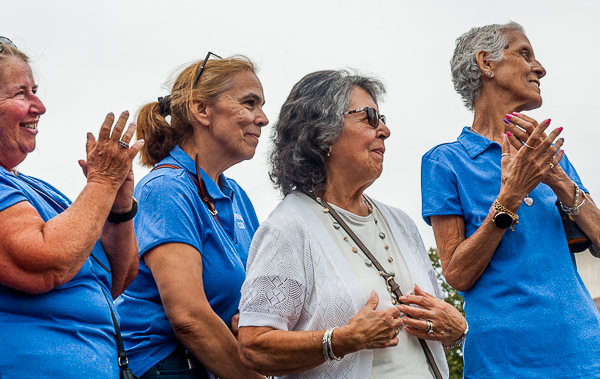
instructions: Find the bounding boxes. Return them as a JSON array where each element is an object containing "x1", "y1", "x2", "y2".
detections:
[
  {"x1": 115, "y1": 146, "x2": 259, "y2": 376},
  {"x1": 421, "y1": 127, "x2": 600, "y2": 379},
  {"x1": 0, "y1": 167, "x2": 118, "y2": 378}
]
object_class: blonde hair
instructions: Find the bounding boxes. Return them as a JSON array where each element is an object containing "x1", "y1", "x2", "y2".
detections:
[{"x1": 136, "y1": 55, "x2": 256, "y2": 167}]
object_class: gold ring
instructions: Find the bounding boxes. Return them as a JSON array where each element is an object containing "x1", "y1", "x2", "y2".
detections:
[
  {"x1": 392, "y1": 328, "x2": 399, "y2": 338},
  {"x1": 523, "y1": 142, "x2": 535, "y2": 149},
  {"x1": 549, "y1": 163, "x2": 554, "y2": 169}
]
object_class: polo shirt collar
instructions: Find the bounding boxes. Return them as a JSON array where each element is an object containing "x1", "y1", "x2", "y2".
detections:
[
  {"x1": 457, "y1": 126, "x2": 496, "y2": 159},
  {"x1": 169, "y1": 145, "x2": 233, "y2": 200}
]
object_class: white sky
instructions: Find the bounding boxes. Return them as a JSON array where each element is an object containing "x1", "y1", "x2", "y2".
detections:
[{"x1": 6, "y1": 0, "x2": 600, "y2": 250}]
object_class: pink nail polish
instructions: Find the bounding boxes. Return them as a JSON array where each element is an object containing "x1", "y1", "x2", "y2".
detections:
[
  {"x1": 560, "y1": 150, "x2": 564, "y2": 154},
  {"x1": 124, "y1": 110, "x2": 129, "y2": 115},
  {"x1": 512, "y1": 112, "x2": 520, "y2": 116},
  {"x1": 545, "y1": 119, "x2": 552, "y2": 125},
  {"x1": 503, "y1": 118, "x2": 510, "y2": 124},
  {"x1": 505, "y1": 114, "x2": 513, "y2": 120},
  {"x1": 507, "y1": 132, "x2": 512, "y2": 137},
  {"x1": 557, "y1": 127, "x2": 563, "y2": 132}
]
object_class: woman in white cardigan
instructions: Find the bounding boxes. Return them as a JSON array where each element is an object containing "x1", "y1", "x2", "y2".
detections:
[{"x1": 238, "y1": 70, "x2": 467, "y2": 379}]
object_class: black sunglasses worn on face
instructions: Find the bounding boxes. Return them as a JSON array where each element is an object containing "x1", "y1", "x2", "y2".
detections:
[
  {"x1": 344, "y1": 107, "x2": 386, "y2": 128},
  {"x1": 192, "y1": 51, "x2": 223, "y2": 88},
  {"x1": 0, "y1": 36, "x2": 16, "y2": 53}
]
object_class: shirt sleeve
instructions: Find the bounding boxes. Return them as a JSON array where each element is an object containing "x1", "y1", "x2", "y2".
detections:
[
  {"x1": 134, "y1": 173, "x2": 204, "y2": 258},
  {"x1": 560, "y1": 154, "x2": 588, "y2": 193},
  {"x1": 0, "y1": 176, "x2": 27, "y2": 212},
  {"x1": 421, "y1": 155, "x2": 464, "y2": 225},
  {"x1": 238, "y1": 219, "x2": 307, "y2": 332}
]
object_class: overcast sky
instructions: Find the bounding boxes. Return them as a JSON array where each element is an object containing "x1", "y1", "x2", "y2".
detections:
[{"x1": 6, "y1": 0, "x2": 600, "y2": 250}]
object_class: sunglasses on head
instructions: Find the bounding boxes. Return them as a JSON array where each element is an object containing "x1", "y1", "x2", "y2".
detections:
[
  {"x1": 0, "y1": 36, "x2": 16, "y2": 53},
  {"x1": 344, "y1": 107, "x2": 386, "y2": 128},
  {"x1": 192, "y1": 51, "x2": 223, "y2": 88}
]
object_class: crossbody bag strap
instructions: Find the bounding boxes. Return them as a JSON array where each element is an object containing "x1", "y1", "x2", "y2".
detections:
[
  {"x1": 100, "y1": 290, "x2": 139, "y2": 379},
  {"x1": 311, "y1": 194, "x2": 444, "y2": 379},
  {"x1": 152, "y1": 158, "x2": 220, "y2": 224}
]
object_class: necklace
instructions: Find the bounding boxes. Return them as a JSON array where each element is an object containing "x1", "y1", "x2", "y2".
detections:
[{"x1": 316, "y1": 195, "x2": 399, "y2": 305}]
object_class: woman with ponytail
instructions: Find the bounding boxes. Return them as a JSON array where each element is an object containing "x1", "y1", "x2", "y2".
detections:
[{"x1": 116, "y1": 54, "x2": 267, "y2": 379}]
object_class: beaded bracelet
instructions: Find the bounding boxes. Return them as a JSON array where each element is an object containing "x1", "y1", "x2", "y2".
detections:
[{"x1": 560, "y1": 183, "x2": 587, "y2": 216}]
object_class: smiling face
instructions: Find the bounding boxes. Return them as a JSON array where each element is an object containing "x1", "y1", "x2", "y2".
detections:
[
  {"x1": 491, "y1": 30, "x2": 546, "y2": 110},
  {"x1": 328, "y1": 87, "x2": 390, "y2": 188},
  {"x1": 0, "y1": 58, "x2": 46, "y2": 170},
  {"x1": 205, "y1": 70, "x2": 268, "y2": 165}
]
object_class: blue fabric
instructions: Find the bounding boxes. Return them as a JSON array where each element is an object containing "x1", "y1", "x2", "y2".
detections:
[
  {"x1": 421, "y1": 127, "x2": 600, "y2": 378},
  {"x1": 0, "y1": 167, "x2": 118, "y2": 378},
  {"x1": 116, "y1": 146, "x2": 259, "y2": 376}
]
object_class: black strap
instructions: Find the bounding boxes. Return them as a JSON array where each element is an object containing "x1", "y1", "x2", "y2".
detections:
[
  {"x1": 101, "y1": 290, "x2": 139, "y2": 379},
  {"x1": 152, "y1": 153, "x2": 220, "y2": 224},
  {"x1": 309, "y1": 193, "x2": 444, "y2": 379}
]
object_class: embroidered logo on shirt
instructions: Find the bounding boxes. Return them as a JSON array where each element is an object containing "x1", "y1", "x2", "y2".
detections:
[{"x1": 234, "y1": 212, "x2": 246, "y2": 229}]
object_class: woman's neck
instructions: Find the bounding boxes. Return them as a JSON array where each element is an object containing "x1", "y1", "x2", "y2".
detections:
[
  {"x1": 319, "y1": 174, "x2": 372, "y2": 216},
  {"x1": 180, "y1": 136, "x2": 236, "y2": 185},
  {"x1": 471, "y1": 99, "x2": 518, "y2": 143}
]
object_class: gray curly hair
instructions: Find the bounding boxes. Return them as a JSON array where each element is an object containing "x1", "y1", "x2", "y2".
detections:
[
  {"x1": 451, "y1": 21, "x2": 525, "y2": 110},
  {"x1": 270, "y1": 70, "x2": 385, "y2": 195}
]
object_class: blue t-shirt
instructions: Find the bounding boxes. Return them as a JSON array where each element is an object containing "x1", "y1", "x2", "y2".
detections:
[
  {"x1": 0, "y1": 167, "x2": 119, "y2": 378},
  {"x1": 116, "y1": 146, "x2": 259, "y2": 376},
  {"x1": 421, "y1": 127, "x2": 600, "y2": 379}
]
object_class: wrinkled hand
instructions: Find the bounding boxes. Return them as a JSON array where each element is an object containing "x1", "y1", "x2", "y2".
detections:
[
  {"x1": 500, "y1": 117, "x2": 564, "y2": 202},
  {"x1": 231, "y1": 313, "x2": 240, "y2": 339},
  {"x1": 78, "y1": 111, "x2": 144, "y2": 202},
  {"x1": 504, "y1": 113, "x2": 569, "y2": 188},
  {"x1": 342, "y1": 291, "x2": 404, "y2": 350},
  {"x1": 399, "y1": 285, "x2": 465, "y2": 345}
]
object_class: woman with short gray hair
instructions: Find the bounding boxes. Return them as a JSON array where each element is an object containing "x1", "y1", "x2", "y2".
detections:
[
  {"x1": 237, "y1": 70, "x2": 466, "y2": 379},
  {"x1": 422, "y1": 21, "x2": 600, "y2": 378}
]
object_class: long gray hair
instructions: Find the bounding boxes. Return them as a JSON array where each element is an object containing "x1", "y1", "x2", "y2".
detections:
[
  {"x1": 270, "y1": 69, "x2": 385, "y2": 195},
  {"x1": 451, "y1": 21, "x2": 525, "y2": 110}
]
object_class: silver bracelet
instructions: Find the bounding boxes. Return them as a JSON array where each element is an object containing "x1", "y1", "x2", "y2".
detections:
[
  {"x1": 445, "y1": 320, "x2": 469, "y2": 349},
  {"x1": 560, "y1": 183, "x2": 587, "y2": 216},
  {"x1": 322, "y1": 328, "x2": 332, "y2": 362},
  {"x1": 326, "y1": 327, "x2": 343, "y2": 361}
]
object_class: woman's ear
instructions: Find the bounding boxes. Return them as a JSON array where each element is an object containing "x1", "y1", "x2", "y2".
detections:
[
  {"x1": 190, "y1": 100, "x2": 210, "y2": 127},
  {"x1": 475, "y1": 50, "x2": 495, "y2": 78}
]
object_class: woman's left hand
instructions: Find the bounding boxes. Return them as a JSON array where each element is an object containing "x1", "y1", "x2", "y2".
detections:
[
  {"x1": 504, "y1": 113, "x2": 570, "y2": 188},
  {"x1": 398, "y1": 285, "x2": 466, "y2": 346}
]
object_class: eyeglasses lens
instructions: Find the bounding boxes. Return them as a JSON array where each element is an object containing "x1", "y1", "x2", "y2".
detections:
[{"x1": 366, "y1": 108, "x2": 378, "y2": 128}]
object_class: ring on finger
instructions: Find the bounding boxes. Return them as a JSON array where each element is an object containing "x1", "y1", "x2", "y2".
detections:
[
  {"x1": 549, "y1": 162, "x2": 554, "y2": 169},
  {"x1": 392, "y1": 328, "x2": 399, "y2": 338},
  {"x1": 501, "y1": 153, "x2": 511, "y2": 157},
  {"x1": 118, "y1": 140, "x2": 129, "y2": 149},
  {"x1": 426, "y1": 320, "x2": 434, "y2": 336},
  {"x1": 523, "y1": 142, "x2": 536, "y2": 149}
]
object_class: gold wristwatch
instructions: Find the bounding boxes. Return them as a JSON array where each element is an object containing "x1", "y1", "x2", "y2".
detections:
[{"x1": 491, "y1": 199, "x2": 519, "y2": 231}]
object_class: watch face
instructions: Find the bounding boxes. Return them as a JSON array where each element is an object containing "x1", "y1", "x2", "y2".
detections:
[{"x1": 494, "y1": 213, "x2": 513, "y2": 229}]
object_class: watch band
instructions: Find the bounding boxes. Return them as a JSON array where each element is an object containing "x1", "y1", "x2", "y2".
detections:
[
  {"x1": 492, "y1": 199, "x2": 519, "y2": 231},
  {"x1": 107, "y1": 198, "x2": 138, "y2": 224}
]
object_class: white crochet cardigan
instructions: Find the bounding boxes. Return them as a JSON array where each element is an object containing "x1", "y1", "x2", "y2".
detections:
[{"x1": 239, "y1": 194, "x2": 449, "y2": 379}]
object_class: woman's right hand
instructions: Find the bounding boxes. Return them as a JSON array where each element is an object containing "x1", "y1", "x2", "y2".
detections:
[
  {"x1": 337, "y1": 291, "x2": 403, "y2": 352},
  {"x1": 84, "y1": 111, "x2": 144, "y2": 191},
  {"x1": 499, "y1": 120, "x2": 564, "y2": 210}
]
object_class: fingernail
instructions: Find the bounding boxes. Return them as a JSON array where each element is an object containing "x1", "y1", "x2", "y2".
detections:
[
  {"x1": 371, "y1": 290, "x2": 377, "y2": 298},
  {"x1": 505, "y1": 114, "x2": 513, "y2": 120},
  {"x1": 130, "y1": 122, "x2": 137, "y2": 127},
  {"x1": 139, "y1": 139, "x2": 145, "y2": 145},
  {"x1": 399, "y1": 296, "x2": 407, "y2": 302},
  {"x1": 86, "y1": 132, "x2": 92, "y2": 139},
  {"x1": 123, "y1": 110, "x2": 129, "y2": 115},
  {"x1": 398, "y1": 305, "x2": 404, "y2": 312},
  {"x1": 108, "y1": 112, "x2": 114, "y2": 116},
  {"x1": 512, "y1": 112, "x2": 520, "y2": 116},
  {"x1": 557, "y1": 127, "x2": 563, "y2": 132},
  {"x1": 560, "y1": 150, "x2": 564, "y2": 154},
  {"x1": 501, "y1": 133, "x2": 505, "y2": 140},
  {"x1": 560, "y1": 138, "x2": 564, "y2": 142},
  {"x1": 507, "y1": 132, "x2": 512, "y2": 137},
  {"x1": 545, "y1": 119, "x2": 552, "y2": 125},
  {"x1": 503, "y1": 118, "x2": 510, "y2": 124}
]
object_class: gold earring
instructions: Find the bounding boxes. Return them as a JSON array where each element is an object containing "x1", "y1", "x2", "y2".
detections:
[{"x1": 327, "y1": 146, "x2": 332, "y2": 157}]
